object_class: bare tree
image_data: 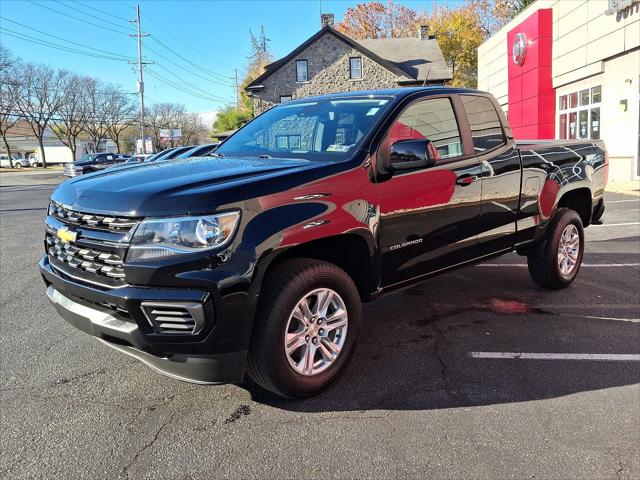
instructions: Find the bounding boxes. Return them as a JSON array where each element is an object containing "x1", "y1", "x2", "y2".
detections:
[
  {"x1": 104, "y1": 85, "x2": 137, "y2": 154},
  {"x1": 0, "y1": 47, "x2": 21, "y2": 167},
  {"x1": 51, "y1": 74, "x2": 89, "y2": 162},
  {"x1": 145, "y1": 102, "x2": 186, "y2": 151},
  {"x1": 83, "y1": 79, "x2": 110, "y2": 153},
  {"x1": 177, "y1": 112, "x2": 206, "y2": 146},
  {"x1": 14, "y1": 62, "x2": 66, "y2": 168}
]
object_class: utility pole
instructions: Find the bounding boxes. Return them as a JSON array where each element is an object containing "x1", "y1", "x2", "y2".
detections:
[
  {"x1": 234, "y1": 69, "x2": 239, "y2": 108},
  {"x1": 129, "y1": 5, "x2": 151, "y2": 153}
]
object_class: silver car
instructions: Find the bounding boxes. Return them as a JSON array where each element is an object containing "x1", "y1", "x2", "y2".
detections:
[{"x1": 0, "y1": 154, "x2": 30, "y2": 168}]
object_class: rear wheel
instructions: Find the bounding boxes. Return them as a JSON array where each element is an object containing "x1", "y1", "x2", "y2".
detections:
[
  {"x1": 247, "y1": 258, "x2": 362, "y2": 398},
  {"x1": 14, "y1": 162, "x2": 21, "y2": 169},
  {"x1": 527, "y1": 208, "x2": 584, "y2": 289}
]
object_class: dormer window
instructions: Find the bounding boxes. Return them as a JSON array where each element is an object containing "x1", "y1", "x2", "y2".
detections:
[
  {"x1": 349, "y1": 57, "x2": 362, "y2": 80},
  {"x1": 296, "y1": 60, "x2": 308, "y2": 82}
]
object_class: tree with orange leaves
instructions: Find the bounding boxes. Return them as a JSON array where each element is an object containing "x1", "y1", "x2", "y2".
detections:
[{"x1": 335, "y1": 1, "x2": 425, "y2": 39}]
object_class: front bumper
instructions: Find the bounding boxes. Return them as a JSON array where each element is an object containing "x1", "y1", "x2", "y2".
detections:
[{"x1": 40, "y1": 255, "x2": 248, "y2": 384}]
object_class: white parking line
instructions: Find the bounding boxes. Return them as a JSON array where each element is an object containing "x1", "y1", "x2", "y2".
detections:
[
  {"x1": 592, "y1": 222, "x2": 640, "y2": 227},
  {"x1": 470, "y1": 352, "x2": 640, "y2": 361},
  {"x1": 476, "y1": 263, "x2": 640, "y2": 267},
  {"x1": 607, "y1": 200, "x2": 640, "y2": 203},
  {"x1": 580, "y1": 315, "x2": 640, "y2": 323}
]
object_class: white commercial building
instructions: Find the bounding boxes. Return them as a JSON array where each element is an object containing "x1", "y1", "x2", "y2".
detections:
[{"x1": 478, "y1": 0, "x2": 640, "y2": 181}]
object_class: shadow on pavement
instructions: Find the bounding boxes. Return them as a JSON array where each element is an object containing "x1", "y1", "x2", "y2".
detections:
[{"x1": 243, "y1": 258, "x2": 640, "y2": 412}]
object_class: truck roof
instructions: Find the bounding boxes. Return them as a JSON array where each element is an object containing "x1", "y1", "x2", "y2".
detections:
[{"x1": 290, "y1": 86, "x2": 490, "y2": 103}]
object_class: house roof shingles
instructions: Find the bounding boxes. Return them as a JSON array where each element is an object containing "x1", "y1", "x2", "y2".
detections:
[
  {"x1": 356, "y1": 37, "x2": 452, "y2": 84},
  {"x1": 246, "y1": 26, "x2": 452, "y2": 90}
]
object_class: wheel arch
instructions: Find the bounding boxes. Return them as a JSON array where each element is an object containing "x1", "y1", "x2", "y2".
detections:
[
  {"x1": 253, "y1": 231, "x2": 377, "y2": 304},
  {"x1": 557, "y1": 187, "x2": 593, "y2": 227}
]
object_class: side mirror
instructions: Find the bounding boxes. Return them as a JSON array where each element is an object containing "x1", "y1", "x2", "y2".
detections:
[{"x1": 389, "y1": 139, "x2": 437, "y2": 171}]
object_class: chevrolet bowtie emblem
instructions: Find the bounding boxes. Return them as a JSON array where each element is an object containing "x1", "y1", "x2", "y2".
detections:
[{"x1": 57, "y1": 227, "x2": 78, "y2": 244}]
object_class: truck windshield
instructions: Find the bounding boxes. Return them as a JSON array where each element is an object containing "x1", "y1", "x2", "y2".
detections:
[
  {"x1": 79, "y1": 154, "x2": 95, "y2": 162},
  {"x1": 216, "y1": 97, "x2": 392, "y2": 162}
]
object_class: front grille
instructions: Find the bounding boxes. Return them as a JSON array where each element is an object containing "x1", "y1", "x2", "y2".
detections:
[
  {"x1": 141, "y1": 302, "x2": 206, "y2": 335},
  {"x1": 46, "y1": 202, "x2": 138, "y2": 289},
  {"x1": 49, "y1": 203, "x2": 137, "y2": 232}
]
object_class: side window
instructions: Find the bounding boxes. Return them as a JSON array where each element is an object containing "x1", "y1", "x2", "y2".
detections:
[
  {"x1": 461, "y1": 95, "x2": 505, "y2": 152},
  {"x1": 387, "y1": 97, "x2": 463, "y2": 160}
]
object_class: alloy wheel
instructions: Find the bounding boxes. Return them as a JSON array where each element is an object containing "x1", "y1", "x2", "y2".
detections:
[
  {"x1": 284, "y1": 288, "x2": 348, "y2": 376},
  {"x1": 558, "y1": 224, "x2": 580, "y2": 275}
]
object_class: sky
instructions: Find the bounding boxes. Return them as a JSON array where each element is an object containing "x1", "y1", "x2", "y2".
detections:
[{"x1": 0, "y1": 0, "x2": 464, "y2": 113}]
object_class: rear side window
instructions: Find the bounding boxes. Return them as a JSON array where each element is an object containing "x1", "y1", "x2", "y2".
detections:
[{"x1": 461, "y1": 95, "x2": 505, "y2": 152}]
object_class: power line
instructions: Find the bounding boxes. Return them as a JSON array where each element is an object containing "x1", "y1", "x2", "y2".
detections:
[
  {"x1": 75, "y1": 0, "x2": 131, "y2": 22},
  {"x1": 145, "y1": 44, "x2": 234, "y2": 88},
  {"x1": 0, "y1": 17, "x2": 135, "y2": 61},
  {"x1": 143, "y1": 14, "x2": 234, "y2": 75},
  {"x1": 0, "y1": 28, "x2": 132, "y2": 62},
  {"x1": 149, "y1": 36, "x2": 234, "y2": 83},
  {"x1": 154, "y1": 63, "x2": 230, "y2": 102},
  {"x1": 54, "y1": 0, "x2": 134, "y2": 33},
  {"x1": 27, "y1": 0, "x2": 131, "y2": 37},
  {"x1": 146, "y1": 70, "x2": 229, "y2": 104}
]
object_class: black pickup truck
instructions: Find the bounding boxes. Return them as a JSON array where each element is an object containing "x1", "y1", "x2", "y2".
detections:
[
  {"x1": 40, "y1": 88, "x2": 607, "y2": 397},
  {"x1": 64, "y1": 153, "x2": 129, "y2": 177}
]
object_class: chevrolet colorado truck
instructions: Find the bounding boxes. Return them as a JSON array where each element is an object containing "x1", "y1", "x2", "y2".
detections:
[{"x1": 40, "y1": 88, "x2": 608, "y2": 398}]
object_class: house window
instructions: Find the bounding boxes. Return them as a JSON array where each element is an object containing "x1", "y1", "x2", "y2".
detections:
[
  {"x1": 558, "y1": 85, "x2": 601, "y2": 140},
  {"x1": 276, "y1": 135, "x2": 288, "y2": 149},
  {"x1": 349, "y1": 57, "x2": 362, "y2": 79},
  {"x1": 289, "y1": 135, "x2": 301, "y2": 149},
  {"x1": 280, "y1": 95, "x2": 292, "y2": 103},
  {"x1": 296, "y1": 60, "x2": 308, "y2": 82}
]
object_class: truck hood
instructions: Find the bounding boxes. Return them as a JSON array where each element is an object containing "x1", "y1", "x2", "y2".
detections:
[{"x1": 51, "y1": 156, "x2": 323, "y2": 216}]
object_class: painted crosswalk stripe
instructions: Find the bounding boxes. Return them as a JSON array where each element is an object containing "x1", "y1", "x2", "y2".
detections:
[{"x1": 470, "y1": 352, "x2": 640, "y2": 361}]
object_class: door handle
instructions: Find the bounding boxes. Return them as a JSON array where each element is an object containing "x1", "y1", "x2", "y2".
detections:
[{"x1": 456, "y1": 175, "x2": 478, "y2": 186}]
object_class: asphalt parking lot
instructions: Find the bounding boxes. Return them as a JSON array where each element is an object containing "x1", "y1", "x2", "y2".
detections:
[{"x1": 1, "y1": 170, "x2": 639, "y2": 479}]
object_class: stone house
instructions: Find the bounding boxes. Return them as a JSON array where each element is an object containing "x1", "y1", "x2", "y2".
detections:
[{"x1": 245, "y1": 15, "x2": 452, "y2": 115}]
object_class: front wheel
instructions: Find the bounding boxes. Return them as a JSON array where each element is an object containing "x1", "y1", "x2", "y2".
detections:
[
  {"x1": 247, "y1": 258, "x2": 362, "y2": 398},
  {"x1": 527, "y1": 208, "x2": 584, "y2": 289}
]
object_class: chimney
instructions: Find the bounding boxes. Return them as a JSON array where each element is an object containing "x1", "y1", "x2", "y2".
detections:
[
  {"x1": 418, "y1": 25, "x2": 429, "y2": 40},
  {"x1": 321, "y1": 13, "x2": 335, "y2": 28}
]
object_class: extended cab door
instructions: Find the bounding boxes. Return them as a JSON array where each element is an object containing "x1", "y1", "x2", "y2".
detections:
[
  {"x1": 459, "y1": 94, "x2": 522, "y2": 254},
  {"x1": 376, "y1": 95, "x2": 483, "y2": 287}
]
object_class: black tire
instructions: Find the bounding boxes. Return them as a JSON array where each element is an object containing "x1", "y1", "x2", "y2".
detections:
[
  {"x1": 527, "y1": 208, "x2": 584, "y2": 289},
  {"x1": 14, "y1": 163, "x2": 21, "y2": 169},
  {"x1": 247, "y1": 258, "x2": 362, "y2": 398}
]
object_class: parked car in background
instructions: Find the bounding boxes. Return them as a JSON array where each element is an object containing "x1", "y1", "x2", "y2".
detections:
[
  {"x1": 125, "y1": 153, "x2": 153, "y2": 164},
  {"x1": 150, "y1": 146, "x2": 194, "y2": 162},
  {"x1": 63, "y1": 153, "x2": 129, "y2": 177},
  {"x1": 0, "y1": 154, "x2": 30, "y2": 168},
  {"x1": 41, "y1": 88, "x2": 607, "y2": 398},
  {"x1": 176, "y1": 143, "x2": 220, "y2": 159}
]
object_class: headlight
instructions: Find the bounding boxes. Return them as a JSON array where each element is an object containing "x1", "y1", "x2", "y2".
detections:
[{"x1": 126, "y1": 211, "x2": 240, "y2": 261}]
